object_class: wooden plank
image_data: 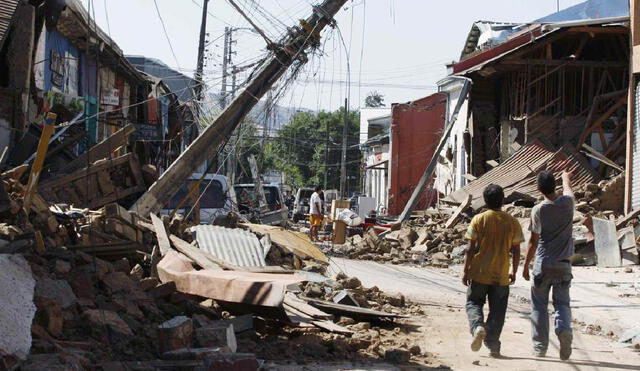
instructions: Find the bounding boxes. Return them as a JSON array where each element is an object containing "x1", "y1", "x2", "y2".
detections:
[
  {"x1": 168, "y1": 234, "x2": 224, "y2": 271},
  {"x1": 34, "y1": 230, "x2": 45, "y2": 254},
  {"x1": 616, "y1": 209, "x2": 640, "y2": 229},
  {"x1": 40, "y1": 153, "x2": 133, "y2": 189},
  {"x1": 578, "y1": 96, "x2": 626, "y2": 146},
  {"x1": 283, "y1": 293, "x2": 333, "y2": 319},
  {"x1": 445, "y1": 194, "x2": 472, "y2": 229},
  {"x1": 311, "y1": 320, "x2": 353, "y2": 335},
  {"x1": 150, "y1": 213, "x2": 171, "y2": 256},
  {"x1": 59, "y1": 124, "x2": 135, "y2": 174},
  {"x1": 581, "y1": 144, "x2": 624, "y2": 172},
  {"x1": 24, "y1": 113, "x2": 56, "y2": 211},
  {"x1": 104, "y1": 203, "x2": 135, "y2": 226},
  {"x1": 97, "y1": 170, "x2": 115, "y2": 195}
]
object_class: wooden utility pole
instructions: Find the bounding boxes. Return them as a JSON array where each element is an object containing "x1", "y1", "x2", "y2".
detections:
[
  {"x1": 131, "y1": 0, "x2": 348, "y2": 217},
  {"x1": 339, "y1": 98, "x2": 348, "y2": 198},
  {"x1": 194, "y1": 0, "x2": 209, "y2": 102}
]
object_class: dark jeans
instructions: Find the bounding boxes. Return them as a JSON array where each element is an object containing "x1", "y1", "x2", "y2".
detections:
[{"x1": 466, "y1": 281, "x2": 509, "y2": 352}]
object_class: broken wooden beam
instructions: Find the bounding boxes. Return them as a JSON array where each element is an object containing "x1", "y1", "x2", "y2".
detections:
[
  {"x1": 59, "y1": 124, "x2": 135, "y2": 174},
  {"x1": 23, "y1": 113, "x2": 56, "y2": 211},
  {"x1": 444, "y1": 194, "x2": 472, "y2": 229}
]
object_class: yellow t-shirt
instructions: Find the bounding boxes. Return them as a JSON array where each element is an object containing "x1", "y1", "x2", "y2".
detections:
[{"x1": 464, "y1": 210, "x2": 524, "y2": 286}]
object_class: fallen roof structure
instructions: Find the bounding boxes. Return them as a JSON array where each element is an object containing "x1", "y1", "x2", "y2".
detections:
[
  {"x1": 445, "y1": 139, "x2": 601, "y2": 210},
  {"x1": 242, "y1": 223, "x2": 329, "y2": 264},
  {"x1": 157, "y1": 250, "x2": 304, "y2": 307},
  {"x1": 193, "y1": 225, "x2": 267, "y2": 268}
]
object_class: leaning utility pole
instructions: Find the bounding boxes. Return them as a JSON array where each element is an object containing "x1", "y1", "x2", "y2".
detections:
[
  {"x1": 131, "y1": 0, "x2": 348, "y2": 217},
  {"x1": 220, "y1": 27, "x2": 230, "y2": 108},
  {"x1": 339, "y1": 98, "x2": 348, "y2": 198},
  {"x1": 194, "y1": 0, "x2": 209, "y2": 102}
]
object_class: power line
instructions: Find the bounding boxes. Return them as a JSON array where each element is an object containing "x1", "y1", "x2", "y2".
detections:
[{"x1": 153, "y1": 0, "x2": 181, "y2": 70}]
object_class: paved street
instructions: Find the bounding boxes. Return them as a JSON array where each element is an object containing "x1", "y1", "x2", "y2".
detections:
[{"x1": 328, "y1": 258, "x2": 640, "y2": 370}]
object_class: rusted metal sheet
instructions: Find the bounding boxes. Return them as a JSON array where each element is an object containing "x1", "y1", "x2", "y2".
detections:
[
  {"x1": 193, "y1": 225, "x2": 266, "y2": 268},
  {"x1": 445, "y1": 139, "x2": 600, "y2": 210},
  {"x1": 0, "y1": 0, "x2": 19, "y2": 51},
  {"x1": 241, "y1": 223, "x2": 328, "y2": 264},
  {"x1": 157, "y1": 250, "x2": 304, "y2": 307},
  {"x1": 389, "y1": 93, "x2": 447, "y2": 215}
]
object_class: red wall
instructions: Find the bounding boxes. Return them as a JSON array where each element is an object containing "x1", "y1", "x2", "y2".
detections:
[{"x1": 388, "y1": 93, "x2": 447, "y2": 215}]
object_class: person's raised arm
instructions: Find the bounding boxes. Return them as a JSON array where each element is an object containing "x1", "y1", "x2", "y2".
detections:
[{"x1": 562, "y1": 171, "x2": 574, "y2": 198}]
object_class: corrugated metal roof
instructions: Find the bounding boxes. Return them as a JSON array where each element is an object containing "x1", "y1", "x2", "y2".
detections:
[
  {"x1": 193, "y1": 225, "x2": 266, "y2": 267},
  {"x1": 0, "y1": 0, "x2": 19, "y2": 50},
  {"x1": 445, "y1": 139, "x2": 600, "y2": 210}
]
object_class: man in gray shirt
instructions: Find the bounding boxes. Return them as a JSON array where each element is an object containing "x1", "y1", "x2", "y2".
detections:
[{"x1": 522, "y1": 170, "x2": 574, "y2": 360}]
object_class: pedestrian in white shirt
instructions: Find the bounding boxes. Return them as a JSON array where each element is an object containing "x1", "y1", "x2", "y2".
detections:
[{"x1": 309, "y1": 186, "x2": 323, "y2": 241}]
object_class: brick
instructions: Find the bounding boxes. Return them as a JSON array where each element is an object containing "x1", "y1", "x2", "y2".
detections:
[
  {"x1": 83, "y1": 309, "x2": 133, "y2": 342},
  {"x1": 196, "y1": 324, "x2": 237, "y2": 352},
  {"x1": 150, "y1": 281, "x2": 176, "y2": 299},
  {"x1": 138, "y1": 277, "x2": 159, "y2": 291},
  {"x1": 157, "y1": 316, "x2": 193, "y2": 354},
  {"x1": 35, "y1": 297, "x2": 63, "y2": 338}
]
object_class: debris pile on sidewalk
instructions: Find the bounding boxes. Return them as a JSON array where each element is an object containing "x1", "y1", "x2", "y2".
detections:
[
  {"x1": 336, "y1": 213, "x2": 468, "y2": 267},
  {"x1": 0, "y1": 168, "x2": 433, "y2": 369},
  {"x1": 332, "y1": 174, "x2": 638, "y2": 269}
]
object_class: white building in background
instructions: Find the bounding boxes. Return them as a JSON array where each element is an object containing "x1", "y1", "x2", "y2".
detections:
[
  {"x1": 434, "y1": 76, "x2": 470, "y2": 196},
  {"x1": 360, "y1": 108, "x2": 391, "y2": 214}
]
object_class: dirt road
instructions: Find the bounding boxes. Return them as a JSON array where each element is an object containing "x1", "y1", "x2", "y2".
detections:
[{"x1": 328, "y1": 258, "x2": 640, "y2": 370}]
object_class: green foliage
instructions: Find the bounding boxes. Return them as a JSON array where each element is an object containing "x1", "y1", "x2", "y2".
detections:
[
  {"x1": 364, "y1": 90, "x2": 385, "y2": 108},
  {"x1": 266, "y1": 108, "x2": 361, "y2": 193},
  {"x1": 229, "y1": 121, "x2": 263, "y2": 184}
]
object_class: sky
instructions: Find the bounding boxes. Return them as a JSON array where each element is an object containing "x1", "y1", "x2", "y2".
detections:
[{"x1": 88, "y1": 0, "x2": 585, "y2": 112}]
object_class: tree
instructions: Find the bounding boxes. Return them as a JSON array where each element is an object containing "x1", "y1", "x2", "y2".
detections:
[
  {"x1": 364, "y1": 90, "x2": 385, "y2": 108},
  {"x1": 267, "y1": 108, "x2": 361, "y2": 194}
]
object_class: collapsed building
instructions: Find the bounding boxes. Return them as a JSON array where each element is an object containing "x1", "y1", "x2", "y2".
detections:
[{"x1": 436, "y1": 1, "x2": 630, "y2": 213}]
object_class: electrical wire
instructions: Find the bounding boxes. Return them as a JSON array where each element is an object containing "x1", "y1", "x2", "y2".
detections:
[{"x1": 153, "y1": 0, "x2": 182, "y2": 70}]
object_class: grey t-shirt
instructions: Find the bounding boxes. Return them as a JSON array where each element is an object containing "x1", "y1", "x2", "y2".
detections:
[{"x1": 529, "y1": 195, "x2": 574, "y2": 275}]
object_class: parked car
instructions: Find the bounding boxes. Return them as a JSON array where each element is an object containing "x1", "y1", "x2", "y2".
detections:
[
  {"x1": 233, "y1": 183, "x2": 288, "y2": 226},
  {"x1": 292, "y1": 187, "x2": 314, "y2": 222},
  {"x1": 161, "y1": 173, "x2": 235, "y2": 224}
]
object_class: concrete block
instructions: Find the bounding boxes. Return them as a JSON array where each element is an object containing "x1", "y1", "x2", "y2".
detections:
[
  {"x1": 215, "y1": 315, "x2": 254, "y2": 333},
  {"x1": 0, "y1": 254, "x2": 37, "y2": 360},
  {"x1": 196, "y1": 324, "x2": 237, "y2": 352},
  {"x1": 593, "y1": 217, "x2": 622, "y2": 267},
  {"x1": 35, "y1": 278, "x2": 77, "y2": 309},
  {"x1": 157, "y1": 316, "x2": 193, "y2": 354}
]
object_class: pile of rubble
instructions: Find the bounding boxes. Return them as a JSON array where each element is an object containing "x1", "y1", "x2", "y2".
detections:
[
  {"x1": 333, "y1": 173, "x2": 638, "y2": 269},
  {"x1": 335, "y1": 212, "x2": 468, "y2": 267},
  {"x1": 0, "y1": 166, "x2": 435, "y2": 369}
]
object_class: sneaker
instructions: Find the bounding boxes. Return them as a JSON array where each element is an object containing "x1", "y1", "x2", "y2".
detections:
[
  {"x1": 471, "y1": 326, "x2": 486, "y2": 352},
  {"x1": 558, "y1": 332, "x2": 572, "y2": 361},
  {"x1": 533, "y1": 350, "x2": 546, "y2": 358}
]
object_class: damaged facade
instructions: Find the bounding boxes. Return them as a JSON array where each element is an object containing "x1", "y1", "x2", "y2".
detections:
[{"x1": 431, "y1": 0, "x2": 632, "y2": 217}]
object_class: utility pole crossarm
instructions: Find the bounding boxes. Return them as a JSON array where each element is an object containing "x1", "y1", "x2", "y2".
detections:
[{"x1": 131, "y1": 0, "x2": 348, "y2": 217}]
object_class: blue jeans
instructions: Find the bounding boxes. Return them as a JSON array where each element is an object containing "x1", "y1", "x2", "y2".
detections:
[
  {"x1": 530, "y1": 268, "x2": 573, "y2": 352},
  {"x1": 466, "y1": 281, "x2": 509, "y2": 352}
]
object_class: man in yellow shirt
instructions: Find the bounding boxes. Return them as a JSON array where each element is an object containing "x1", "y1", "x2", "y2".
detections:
[{"x1": 462, "y1": 184, "x2": 524, "y2": 357}]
